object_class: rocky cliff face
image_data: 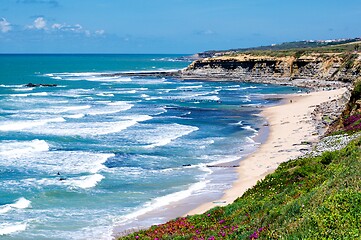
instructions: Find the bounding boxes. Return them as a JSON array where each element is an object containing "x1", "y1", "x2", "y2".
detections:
[{"x1": 182, "y1": 53, "x2": 361, "y2": 89}]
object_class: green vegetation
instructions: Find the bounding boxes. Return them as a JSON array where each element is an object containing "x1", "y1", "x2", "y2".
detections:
[
  {"x1": 237, "y1": 42, "x2": 361, "y2": 58},
  {"x1": 204, "y1": 38, "x2": 361, "y2": 57},
  {"x1": 119, "y1": 136, "x2": 361, "y2": 239}
]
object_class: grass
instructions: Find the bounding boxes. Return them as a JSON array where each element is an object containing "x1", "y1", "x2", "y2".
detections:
[
  {"x1": 224, "y1": 41, "x2": 361, "y2": 58},
  {"x1": 119, "y1": 136, "x2": 361, "y2": 239}
]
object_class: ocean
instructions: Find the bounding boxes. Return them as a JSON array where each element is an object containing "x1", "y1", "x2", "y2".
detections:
[{"x1": 0, "y1": 54, "x2": 302, "y2": 239}]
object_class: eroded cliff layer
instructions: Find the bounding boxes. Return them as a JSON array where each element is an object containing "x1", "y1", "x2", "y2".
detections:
[{"x1": 182, "y1": 52, "x2": 361, "y2": 89}]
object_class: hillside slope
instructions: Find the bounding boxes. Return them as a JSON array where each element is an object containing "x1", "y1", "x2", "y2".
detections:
[{"x1": 120, "y1": 133, "x2": 361, "y2": 239}]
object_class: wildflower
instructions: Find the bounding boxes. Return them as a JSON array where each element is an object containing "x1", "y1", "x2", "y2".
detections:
[
  {"x1": 218, "y1": 219, "x2": 225, "y2": 224},
  {"x1": 249, "y1": 231, "x2": 259, "y2": 239}
]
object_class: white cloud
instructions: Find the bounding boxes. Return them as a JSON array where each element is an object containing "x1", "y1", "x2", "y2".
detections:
[
  {"x1": 51, "y1": 23, "x2": 83, "y2": 33},
  {"x1": 95, "y1": 30, "x2": 105, "y2": 35},
  {"x1": 25, "y1": 18, "x2": 105, "y2": 38},
  {"x1": 0, "y1": 18, "x2": 11, "y2": 33},
  {"x1": 27, "y1": 17, "x2": 47, "y2": 30},
  {"x1": 51, "y1": 23, "x2": 62, "y2": 29},
  {"x1": 51, "y1": 22, "x2": 104, "y2": 37}
]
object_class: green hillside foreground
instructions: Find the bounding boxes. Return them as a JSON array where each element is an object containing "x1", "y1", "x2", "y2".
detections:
[{"x1": 119, "y1": 134, "x2": 361, "y2": 239}]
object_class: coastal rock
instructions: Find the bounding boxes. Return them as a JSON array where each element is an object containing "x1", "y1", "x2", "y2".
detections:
[
  {"x1": 25, "y1": 83, "x2": 58, "y2": 87},
  {"x1": 181, "y1": 53, "x2": 361, "y2": 89}
]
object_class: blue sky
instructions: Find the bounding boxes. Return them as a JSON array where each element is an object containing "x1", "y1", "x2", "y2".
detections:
[{"x1": 0, "y1": 0, "x2": 360, "y2": 53}]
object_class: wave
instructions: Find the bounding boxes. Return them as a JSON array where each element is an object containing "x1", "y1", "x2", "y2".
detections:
[
  {"x1": 116, "y1": 179, "x2": 209, "y2": 225},
  {"x1": 242, "y1": 125, "x2": 258, "y2": 133},
  {"x1": 13, "y1": 87, "x2": 34, "y2": 92},
  {"x1": 0, "y1": 139, "x2": 49, "y2": 157},
  {"x1": 66, "y1": 174, "x2": 105, "y2": 189},
  {"x1": 64, "y1": 113, "x2": 85, "y2": 119},
  {"x1": 46, "y1": 72, "x2": 132, "y2": 82},
  {"x1": 62, "y1": 105, "x2": 91, "y2": 112},
  {"x1": 35, "y1": 174, "x2": 105, "y2": 189},
  {"x1": 10, "y1": 92, "x2": 49, "y2": 97},
  {"x1": 0, "y1": 149, "x2": 114, "y2": 175},
  {"x1": 245, "y1": 136, "x2": 260, "y2": 144},
  {"x1": 0, "y1": 117, "x2": 66, "y2": 132},
  {"x1": 25, "y1": 115, "x2": 151, "y2": 137},
  {"x1": 235, "y1": 120, "x2": 243, "y2": 126},
  {"x1": 0, "y1": 223, "x2": 27, "y2": 236},
  {"x1": 96, "y1": 93, "x2": 115, "y2": 97},
  {"x1": 177, "y1": 85, "x2": 203, "y2": 90},
  {"x1": 143, "y1": 124, "x2": 199, "y2": 149},
  {"x1": 242, "y1": 96, "x2": 252, "y2": 103},
  {"x1": 85, "y1": 102, "x2": 133, "y2": 116},
  {"x1": 0, "y1": 197, "x2": 31, "y2": 214},
  {"x1": 0, "y1": 84, "x2": 24, "y2": 88},
  {"x1": 240, "y1": 86, "x2": 258, "y2": 90}
]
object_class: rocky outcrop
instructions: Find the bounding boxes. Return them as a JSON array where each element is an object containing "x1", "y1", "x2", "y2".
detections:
[
  {"x1": 25, "y1": 83, "x2": 58, "y2": 87},
  {"x1": 181, "y1": 53, "x2": 361, "y2": 89}
]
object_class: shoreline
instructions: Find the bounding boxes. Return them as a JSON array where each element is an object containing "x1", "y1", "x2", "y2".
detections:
[
  {"x1": 186, "y1": 87, "x2": 348, "y2": 215},
  {"x1": 113, "y1": 86, "x2": 348, "y2": 238}
]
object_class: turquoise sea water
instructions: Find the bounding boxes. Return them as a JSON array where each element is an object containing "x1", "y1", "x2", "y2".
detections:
[{"x1": 0, "y1": 54, "x2": 302, "y2": 239}]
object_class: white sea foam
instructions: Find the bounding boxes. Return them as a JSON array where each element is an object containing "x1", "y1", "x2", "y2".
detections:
[
  {"x1": 240, "y1": 86, "x2": 258, "y2": 90},
  {"x1": 32, "y1": 92, "x2": 48, "y2": 96},
  {"x1": 142, "y1": 124, "x2": 199, "y2": 149},
  {"x1": 83, "y1": 76, "x2": 132, "y2": 82},
  {"x1": 242, "y1": 125, "x2": 258, "y2": 133},
  {"x1": 13, "y1": 87, "x2": 34, "y2": 92},
  {"x1": 0, "y1": 197, "x2": 31, "y2": 214},
  {"x1": 36, "y1": 174, "x2": 105, "y2": 189},
  {"x1": 177, "y1": 85, "x2": 203, "y2": 90},
  {"x1": 9, "y1": 93, "x2": 29, "y2": 97},
  {"x1": 235, "y1": 120, "x2": 243, "y2": 126},
  {"x1": 64, "y1": 113, "x2": 85, "y2": 119},
  {"x1": 0, "y1": 117, "x2": 66, "y2": 132},
  {"x1": 1, "y1": 151, "x2": 114, "y2": 175},
  {"x1": 48, "y1": 72, "x2": 132, "y2": 82},
  {"x1": 201, "y1": 95, "x2": 220, "y2": 101},
  {"x1": 62, "y1": 105, "x2": 91, "y2": 112},
  {"x1": 20, "y1": 115, "x2": 151, "y2": 137},
  {"x1": 245, "y1": 136, "x2": 256, "y2": 144},
  {"x1": 66, "y1": 174, "x2": 105, "y2": 189},
  {"x1": 0, "y1": 223, "x2": 27, "y2": 235},
  {"x1": 11, "y1": 92, "x2": 49, "y2": 97},
  {"x1": 0, "y1": 139, "x2": 49, "y2": 157},
  {"x1": 242, "y1": 96, "x2": 252, "y2": 102},
  {"x1": 85, "y1": 102, "x2": 133, "y2": 116},
  {"x1": 116, "y1": 180, "x2": 209, "y2": 224},
  {"x1": 0, "y1": 84, "x2": 24, "y2": 88},
  {"x1": 96, "y1": 93, "x2": 115, "y2": 97}
]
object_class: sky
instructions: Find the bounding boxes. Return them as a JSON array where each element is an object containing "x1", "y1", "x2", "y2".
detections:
[{"x1": 0, "y1": 0, "x2": 360, "y2": 54}]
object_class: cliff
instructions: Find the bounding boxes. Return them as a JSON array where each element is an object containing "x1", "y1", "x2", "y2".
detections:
[{"x1": 182, "y1": 52, "x2": 361, "y2": 89}]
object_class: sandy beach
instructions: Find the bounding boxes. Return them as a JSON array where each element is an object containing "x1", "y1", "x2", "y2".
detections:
[{"x1": 187, "y1": 87, "x2": 348, "y2": 215}]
